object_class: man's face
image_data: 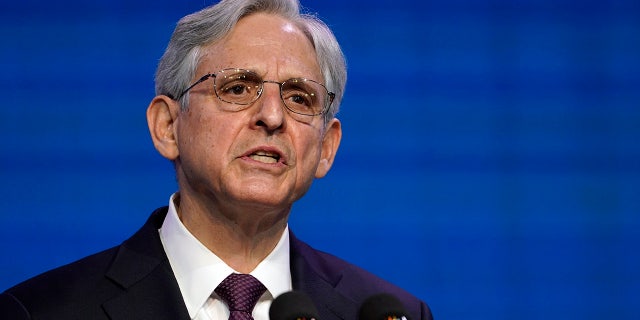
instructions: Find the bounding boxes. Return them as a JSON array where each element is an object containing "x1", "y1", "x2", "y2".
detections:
[{"x1": 170, "y1": 13, "x2": 341, "y2": 212}]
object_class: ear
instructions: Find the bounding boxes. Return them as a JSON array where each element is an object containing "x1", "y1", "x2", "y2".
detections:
[
  {"x1": 315, "y1": 118, "x2": 342, "y2": 178},
  {"x1": 146, "y1": 95, "x2": 181, "y2": 161}
]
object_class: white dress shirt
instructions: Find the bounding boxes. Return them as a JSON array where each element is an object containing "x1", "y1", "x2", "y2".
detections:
[{"x1": 159, "y1": 194, "x2": 293, "y2": 320}]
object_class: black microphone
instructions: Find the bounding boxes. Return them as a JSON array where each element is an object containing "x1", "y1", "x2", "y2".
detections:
[
  {"x1": 358, "y1": 293, "x2": 410, "y2": 320},
  {"x1": 269, "y1": 291, "x2": 320, "y2": 320}
]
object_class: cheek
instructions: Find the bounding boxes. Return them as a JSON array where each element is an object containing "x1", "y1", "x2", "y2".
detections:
[
  {"x1": 178, "y1": 111, "x2": 229, "y2": 163},
  {"x1": 295, "y1": 131, "x2": 323, "y2": 170},
  {"x1": 195, "y1": 122, "x2": 236, "y2": 165}
]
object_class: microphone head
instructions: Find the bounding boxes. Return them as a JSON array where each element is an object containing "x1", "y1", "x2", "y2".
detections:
[
  {"x1": 358, "y1": 293, "x2": 410, "y2": 320},
  {"x1": 270, "y1": 291, "x2": 320, "y2": 320}
]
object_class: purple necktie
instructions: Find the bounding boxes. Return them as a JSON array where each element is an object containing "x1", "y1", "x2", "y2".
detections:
[{"x1": 215, "y1": 273, "x2": 267, "y2": 320}]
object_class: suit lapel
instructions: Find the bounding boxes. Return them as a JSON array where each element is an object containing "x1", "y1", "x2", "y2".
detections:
[
  {"x1": 98, "y1": 210, "x2": 358, "y2": 319},
  {"x1": 102, "y1": 208, "x2": 190, "y2": 320},
  {"x1": 290, "y1": 232, "x2": 358, "y2": 320}
]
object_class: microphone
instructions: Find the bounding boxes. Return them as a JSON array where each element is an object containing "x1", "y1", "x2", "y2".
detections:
[
  {"x1": 269, "y1": 291, "x2": 320, "y2": 320},
  {"x1": 358, "y1": 293, "x2": 410, "y2": 320}
]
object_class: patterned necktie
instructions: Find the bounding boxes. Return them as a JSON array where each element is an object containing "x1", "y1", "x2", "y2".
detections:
[{"x1": 215, "y1": 273, "x2": 267, "y2": 320}]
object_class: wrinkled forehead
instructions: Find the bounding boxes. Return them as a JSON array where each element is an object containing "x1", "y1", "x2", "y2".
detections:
[{"x1": 197, "y1": 13, "x2": 322, "y2": 81}]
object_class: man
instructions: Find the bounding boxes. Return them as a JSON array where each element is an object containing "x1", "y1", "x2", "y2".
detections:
[{"x1": 1, "y1": 0, "x2": 433, "y2": 319}]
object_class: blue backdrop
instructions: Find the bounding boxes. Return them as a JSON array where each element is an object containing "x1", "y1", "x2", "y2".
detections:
[{"x1": 1, "y1": 0, "x2": 639, "y2": 319}]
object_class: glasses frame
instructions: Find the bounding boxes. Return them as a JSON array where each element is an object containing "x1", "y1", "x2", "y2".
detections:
[{"x1": 172, "y1": 68, "x2": 336, "y2": 116}]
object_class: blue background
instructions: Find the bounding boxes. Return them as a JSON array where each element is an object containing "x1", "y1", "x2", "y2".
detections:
[{"x1": 1, "y1": 0, "x2": 639, "y2": 319}]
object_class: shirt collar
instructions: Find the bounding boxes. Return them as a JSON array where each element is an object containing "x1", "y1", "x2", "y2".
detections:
[{"x1": 159, "y1": 193, "x2": 292, "y2": 318}]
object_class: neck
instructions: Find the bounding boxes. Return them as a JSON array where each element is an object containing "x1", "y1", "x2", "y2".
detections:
[{"x1": 173, "y1": 192, "x2": 289, "y2": 273}]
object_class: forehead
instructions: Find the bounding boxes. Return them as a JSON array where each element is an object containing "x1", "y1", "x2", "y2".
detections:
[{"x1": 199, "y1": 13, "x2": 322, "y2": 81}]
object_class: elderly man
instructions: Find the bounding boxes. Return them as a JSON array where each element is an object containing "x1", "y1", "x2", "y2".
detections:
[{"x1": 0, "y1": 0, "x2": 433, "y2": 319}]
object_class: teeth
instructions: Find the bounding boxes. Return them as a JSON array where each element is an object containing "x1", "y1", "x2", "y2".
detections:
[
  {"x1": 249, "y1": 151, "x2": 279, "y2": 164},
  {"x1": 254, "y1": 151, "x2": 277, "y2": 157}
]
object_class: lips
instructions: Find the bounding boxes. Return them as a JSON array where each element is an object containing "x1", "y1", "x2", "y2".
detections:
[
  {"x1": 242, "y1": 146, "x2": 287, "y2": 165},
  {"x1": 248, "y1": 150, "x2": 281, "y2": 164}
]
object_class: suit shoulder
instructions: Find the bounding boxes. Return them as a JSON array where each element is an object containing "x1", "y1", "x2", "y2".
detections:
[
  {"x1": 291, "y1": 237, "x2": 433, "y2": 319},
  {"x1": 315, "y1": 247, "x2": 422, "y2": 301},
  {"x1": 3, "y1": 246, "x2": 121, "y2": 317},
  {"x1": 7, "y1": 246, "x2": 119, "y2": 292}
]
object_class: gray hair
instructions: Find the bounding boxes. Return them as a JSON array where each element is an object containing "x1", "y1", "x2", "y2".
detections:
[{"x1": 155, "y1": 0, "x2": 347, "y2": 122}]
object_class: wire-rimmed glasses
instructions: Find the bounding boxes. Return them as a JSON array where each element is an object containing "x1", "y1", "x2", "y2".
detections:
[{"x1": 172, "y1": 68, "x2": 335, "y2": 117}]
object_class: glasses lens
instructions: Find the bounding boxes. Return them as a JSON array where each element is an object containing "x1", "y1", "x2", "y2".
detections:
[
  {"x1": 281, "y1": 79, "x2": 328, "y2": 116},
  {"x1": 214, "y1": 69, "x2": 262, "y2": 105}
]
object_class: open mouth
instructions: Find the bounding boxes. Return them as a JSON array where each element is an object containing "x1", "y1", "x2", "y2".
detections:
[{"x1": 248, "y1": 150, "x2": 281, "y2": 164}]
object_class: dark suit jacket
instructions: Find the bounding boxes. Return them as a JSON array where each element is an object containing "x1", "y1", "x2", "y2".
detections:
[{"x1": 1, "y1": 207, "x2": 432, "y2": 319}]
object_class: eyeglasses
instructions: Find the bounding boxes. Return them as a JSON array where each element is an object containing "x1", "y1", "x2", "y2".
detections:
[{"x1": 173, "y1": 68, "x2": 335, "y2": 116}]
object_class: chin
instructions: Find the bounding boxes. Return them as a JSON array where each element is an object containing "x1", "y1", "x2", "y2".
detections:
[
  {"x1": 228, "y1": 180, "x2": 307, "y2": 210},
  {"x1": 234, "y1": 189, "x2": 291, "y2": 209}
]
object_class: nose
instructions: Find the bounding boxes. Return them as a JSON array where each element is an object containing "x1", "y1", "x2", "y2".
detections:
[{"x1": 251, "y1": 81, "x2": 285, "y2": 132}]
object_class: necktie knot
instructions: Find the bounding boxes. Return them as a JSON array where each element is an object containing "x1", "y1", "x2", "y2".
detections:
[{"x1": 215, "y1": 273, "x2": 267, "y2": 320}]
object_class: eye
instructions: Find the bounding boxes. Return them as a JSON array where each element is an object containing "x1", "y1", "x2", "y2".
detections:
[
  {"x1": 282, "y1": 80, "x2": 316, "y2": 107},
  {"x1": 288, "y1": 92, "x2": 313, "y2": 106},
  {"x1": 216, "y1": 73, "x2": 261, "y2": 104},
  {"x1": 224, "y1": 83, "x2": 250, "y2": 95}
]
